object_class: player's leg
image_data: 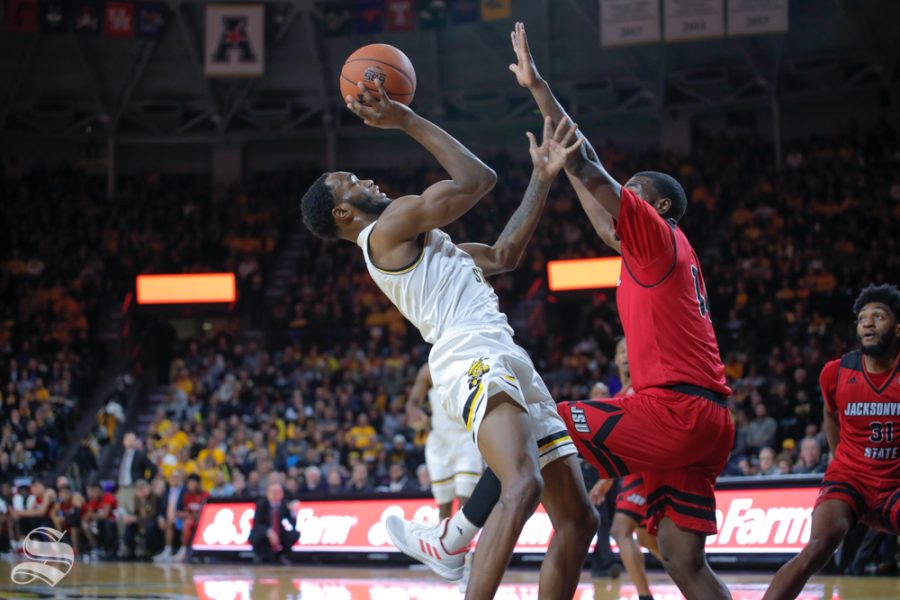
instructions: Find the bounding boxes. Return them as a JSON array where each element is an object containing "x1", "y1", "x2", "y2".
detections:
[
  {"x1": 466, "y1": 394, "x2": 544, "y2": 599},
  {"x1": 763, "y1": 499, "x2": 856, "y2": 600},
  {"x1": 656, "y1": 517, "x2": 729, "y2": 599},
  {"x1": 437, "y1": 502, "x2": 453, "y2": 521},
  {"x1": 636, "y1": 526, "x2": 662, "y2": 561},
  {"x1": 537, "y1": 454, "x2": 598, "y2": 600},
  {"x1": 610, "y1": 512, "x2": 653, "y2": 598}
]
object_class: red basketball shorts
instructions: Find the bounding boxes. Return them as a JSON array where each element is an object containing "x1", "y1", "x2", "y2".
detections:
[
  {"x1": 615, "y1": 473, "x2": 649, "y2": 526},
  {"x1": 558, "y1": 388, "x2": 734, "y2": 536},
  {"x1": 817, "y1": 460, "x2": 900, "y2": 534}
]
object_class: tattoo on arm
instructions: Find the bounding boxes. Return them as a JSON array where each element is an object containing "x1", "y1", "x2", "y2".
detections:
[{"x1": 496, "y1": 173, "x2": 552, "y2": 257}]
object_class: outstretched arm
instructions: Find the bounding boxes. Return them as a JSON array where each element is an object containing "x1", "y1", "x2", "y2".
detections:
[
  {"x1": 509, "y1": 22, "x2": 622, "y2": 224},
  {"x1": 346, "y1": 82, "x2": 496, "y2": 243},
  {"x1": 461, "y1": 117, "x2": 583, "y2": 276}
]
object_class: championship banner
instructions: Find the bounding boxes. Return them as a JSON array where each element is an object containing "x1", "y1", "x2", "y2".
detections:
[
  {"x1": 600, "y1": 0, "x2": 661, "y2": 47},
  {"x1": 727, "y1": 0, "x2": 788, "y2": 36},
  {"x1": 205, "y1": 4, "x2": 264, "y2": 78},
  {"x1": 193, "y1": 486, "x2": 819, "y2": 555},
  {"x1": 663, "y1": 0, "x2": 725, "y2": 42}
]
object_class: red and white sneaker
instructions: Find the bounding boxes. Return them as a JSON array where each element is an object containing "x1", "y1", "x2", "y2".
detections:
[{"x1": 385, "y1": 516, "x2": 466, "y2": 582}]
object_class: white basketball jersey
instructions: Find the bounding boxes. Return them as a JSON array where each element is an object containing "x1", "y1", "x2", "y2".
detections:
[{"x1": 357, "y1": 222, "x2": 513, "y2": 344}]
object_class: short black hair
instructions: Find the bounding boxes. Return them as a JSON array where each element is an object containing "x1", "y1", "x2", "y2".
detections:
[
  {"x1": 634, "y1": 171, "x2": 687, "y2": 223},
  {"x1": 301, "y1": 172, "x2": 339, "y2": 240},
  {"x1": 187, "y1": 474, "x2": 201, "y2": 484},
  {"x1": 853, "y1": 283, "x2": 900, "y2": 320}
]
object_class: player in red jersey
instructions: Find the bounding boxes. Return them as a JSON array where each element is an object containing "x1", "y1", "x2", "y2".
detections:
[
  {"x1": 764, "y1": 284, "x2": 900, "y2": 599},
  {"x1": 589, "y1": 338, "x2": 663, "y2": 600},
  {"x1": 504, "y1": 23, "x2": 734, "y2": 598},
  {"x1": 178, "y1": 474, "x2": 209, "y2": 559}
]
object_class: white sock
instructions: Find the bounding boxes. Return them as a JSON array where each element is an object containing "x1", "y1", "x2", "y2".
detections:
[{"x1": 442, "y1": 511, "x2": 479, "y2": 553}]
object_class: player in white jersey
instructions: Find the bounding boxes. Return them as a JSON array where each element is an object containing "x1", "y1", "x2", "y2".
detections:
[
  {"x1": 301, "y1": 81, "x2": 598, "y2": 599},
  {"x1": 408, "y1": 363, "x2": 483, "y2": 520}
]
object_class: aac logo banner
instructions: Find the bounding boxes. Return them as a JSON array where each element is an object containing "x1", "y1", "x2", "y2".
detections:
[
  {"x1": 10, "y1": 527, "x2": 74, "y2": 587},
  {"x1": 205, "y1": 4, "x2": 265, "y2": 77}
]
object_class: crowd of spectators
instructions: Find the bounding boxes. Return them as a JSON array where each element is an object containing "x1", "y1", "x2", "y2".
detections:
[
  {"x1": 0, "y1": 119, "x2": 897, "y2": 569},
  {"x1": 0, "y1": 161, "x2": 307, "y2": 492}
]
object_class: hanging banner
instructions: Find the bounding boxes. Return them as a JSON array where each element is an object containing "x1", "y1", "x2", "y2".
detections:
[
  {"x1": 40, "y1": 0, "x2": 70, "y2": 34},
  {"x1": 727, "y1": 0, "x2": 788, "y2": 36},
  {"x1": 104, "y1": 1, "x2": 135, "y2": 38},
  {"x1": 205, "y1": 4, "x2": 265, "y2": 78},
  {"x1": 481, "y1": 0, "x2": 511, "y2": 22},
  {"x1": 6, "y1": 0, "x2": 39, "y2": 33},
  {"x1": 385, "y1": 0, "x2": 414, "y2": 32},
  {"x1": 663, "y1": 0, "x2": 724, "y2": 42},
  {"x1": 600, "y1": 0, "x2": 661, "y2": 47},
  {"x1": 72, "y1": 1, "x2": 102, "y2": 35}
]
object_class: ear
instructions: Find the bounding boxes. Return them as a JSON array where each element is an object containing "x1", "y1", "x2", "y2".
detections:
[
  {"x1": 332, "y1": 204, "x2": 353, "y2": 225},
  {"x1": 656, "y1": 197, "x2": 672, "y2": 216}
]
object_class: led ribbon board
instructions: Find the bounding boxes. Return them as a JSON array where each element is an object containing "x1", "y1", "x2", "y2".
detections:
[
  {"x1": 136, "y1": 273, "x2": 237, "y2": 304},
  {"x1": 547, "y1": 257, "x2": 622, "y2": 291}
]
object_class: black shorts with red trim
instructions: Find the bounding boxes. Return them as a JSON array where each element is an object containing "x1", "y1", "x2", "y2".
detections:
[
  {"x1": 817, "y1": 460, "x2": 900, "y2": 534},
  {"x1": 557, "y1": 386, "x2": 734, "y2": 536}
]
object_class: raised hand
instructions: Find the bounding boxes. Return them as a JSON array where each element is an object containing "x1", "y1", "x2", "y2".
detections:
[
  {"x1": 528, "y1": 116, "x2": 583, "y2": 182},
  {"x1": 509, "y1": 21, "x2": 542, "y2": 89},
  {"x1": 345, "y1": 79, "x2": 414, "y2": 130}
]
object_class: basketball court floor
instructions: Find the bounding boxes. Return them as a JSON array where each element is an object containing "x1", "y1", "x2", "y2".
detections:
[{"x1": 0, "y1": 562, "x2": 897, "y2": 599}]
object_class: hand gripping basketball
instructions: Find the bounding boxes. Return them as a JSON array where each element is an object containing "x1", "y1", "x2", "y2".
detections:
[{"x1": 345, "y1": 80, "x2": 414, "y2": 130}]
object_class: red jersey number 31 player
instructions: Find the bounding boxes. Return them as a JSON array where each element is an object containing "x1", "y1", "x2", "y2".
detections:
[{"x1": 765, "y1": 284, "x2": 900, "y2": 600}]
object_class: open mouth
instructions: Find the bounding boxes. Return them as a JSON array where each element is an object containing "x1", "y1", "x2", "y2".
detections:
[{"x1": 862, "y1": 333, "x2": 877, "y2": 343}]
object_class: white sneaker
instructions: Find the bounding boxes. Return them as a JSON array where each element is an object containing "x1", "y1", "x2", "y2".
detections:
[
  {"x1": 385, "y1": 516, "x2": 465, "y2": 582},
  {"x1": 172, "y1": 547, "x2": 187, "y2": 562},
  {"x1": 457, "y1": 549, "x2": 473, "y2": 593},
  {"x1": 153, "y1": 547, "x2": 172, "y2": 563}
]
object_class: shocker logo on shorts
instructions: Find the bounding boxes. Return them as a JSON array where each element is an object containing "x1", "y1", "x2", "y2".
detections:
[{"x1": 466, "y1": 357, "x2": 490, "y2": 389}]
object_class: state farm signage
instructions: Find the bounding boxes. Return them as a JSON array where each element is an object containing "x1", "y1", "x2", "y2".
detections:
[{"x1": 192, "y1": 487, "x2": 819, "y2": 554}]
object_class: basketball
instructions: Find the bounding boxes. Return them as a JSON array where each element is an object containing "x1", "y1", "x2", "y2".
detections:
[{"x1": 340, "y1": 43, "x2": 416, "y2": 106}]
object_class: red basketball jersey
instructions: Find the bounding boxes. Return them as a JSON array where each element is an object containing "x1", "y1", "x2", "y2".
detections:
[
  {"x1": 615, "y1": 188, "x2": 730, "y2": 396},
  {"x1": 821, "y1": 351, "x2": 900, "y2": 480}
]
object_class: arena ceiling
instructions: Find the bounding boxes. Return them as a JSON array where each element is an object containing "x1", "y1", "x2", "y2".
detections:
[{"x1": 1, "y1": 0, "x2": 898, "y2": 144}]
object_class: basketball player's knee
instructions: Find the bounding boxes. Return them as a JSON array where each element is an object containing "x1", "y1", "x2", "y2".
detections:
[
  {"x1": 660, "y1": 545, "x2": 705, "y2": 578},
  {"x1": 502, "y1": 471, "x2": 543, "y2": 515},
  {"x1": 610, "y1": 519, "x2": 631, "y2": 543},
  {"x1": 803, "y1": 532, "x2": 843, "y2": 567},
  {"x1": 580, "y1": 505, "x2": 601, "y2": 541}
]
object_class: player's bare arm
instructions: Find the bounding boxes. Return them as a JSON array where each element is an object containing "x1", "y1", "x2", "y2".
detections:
[
  {"x1": 345, "y1": 80, "x2": 497, "y2": 250},
  {"x1": 823, "y1": 405, "x2": 840, "y2": 454},
  {"x1": 407, "y1": 363, "x2": 432, "y2": 428},
  {"x1": 509, "y1": 21, "x2": 623, "y2": 223},
  {"x1": 460, "y1": 116, "x2": 583, "y2": 276}
]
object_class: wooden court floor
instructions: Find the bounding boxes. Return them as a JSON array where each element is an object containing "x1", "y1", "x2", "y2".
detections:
[{"x1": 0, "y1": 561, "x2": 898, "y2": 599}]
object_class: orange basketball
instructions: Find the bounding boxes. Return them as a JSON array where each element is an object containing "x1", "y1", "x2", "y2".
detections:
[{"x1": 340, "y1": 43, "x2": 416, "y2": 106}]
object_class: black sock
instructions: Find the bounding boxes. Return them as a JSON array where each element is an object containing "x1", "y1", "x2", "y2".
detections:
[
  {"x1": 460, "y1": 468, "x2": 501, "y2": 527},
  {"x1": 638, "y1": 595, "x2": 654, "y2": 600}
]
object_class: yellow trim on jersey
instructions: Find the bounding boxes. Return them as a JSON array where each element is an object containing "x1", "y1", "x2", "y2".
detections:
[
  {"x1": 465, "y1": 383, "x2": 484, "y2": 431},
  {"x1": 538, "y1": 435, "x2": 573, "y2": 454},
  {"x1": 501, "y1": 374, "x2": 517, "y2": 383},
  {"x1": 371, "y1": 231, "x2": 430, "y2": 275}
]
